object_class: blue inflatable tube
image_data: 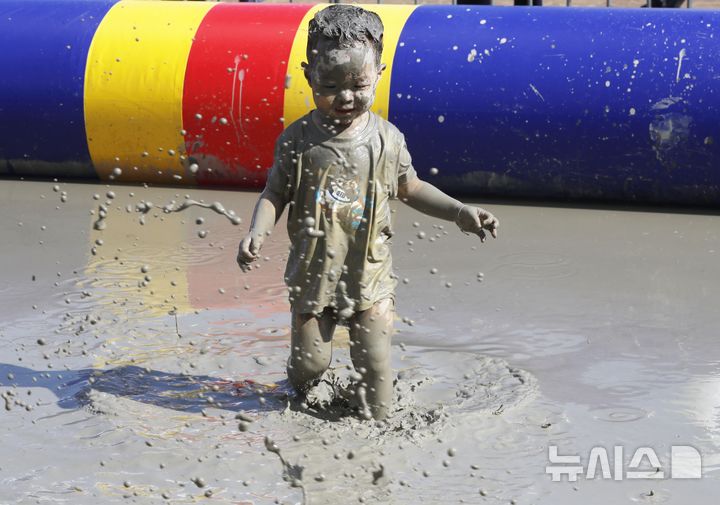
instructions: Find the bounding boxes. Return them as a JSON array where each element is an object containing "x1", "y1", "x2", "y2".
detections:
[
  {"x1": 390, "y1": 6, "x2": 720, "y2": 205},
  {"x1": 0, "y1": 0, "x2": 116, "y2": 177}
]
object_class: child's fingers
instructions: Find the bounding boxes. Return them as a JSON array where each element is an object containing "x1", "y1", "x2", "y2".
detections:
[
  {"x1": 237, "y1": 237, "x2": 259, "y2": 269},
  {"x1": 238, "y1": 240, "x2": 250, "y2": 259},
  {"x1": 249, "y1": 238, "x2": 261, "y2": 256},
  {"x1": 481, "y1": 214, "x2": 499, "y2": 238},
  {"x1": 237, "y1": 254, "x2": 253, "y2": 271},
  {"x1": 477, "y1": 229, "x2": 486, "y2": 242},
  {"x1": 486, "y1": 219, "x2": 498, "y2": 238},
  {"x1": 237, "y1": 254, "x2": 256, "y2": 273}
]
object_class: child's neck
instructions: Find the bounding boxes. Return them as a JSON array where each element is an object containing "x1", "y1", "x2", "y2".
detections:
[{"x1": 312, "y1": 110, "x2": 369, "y2": 139}]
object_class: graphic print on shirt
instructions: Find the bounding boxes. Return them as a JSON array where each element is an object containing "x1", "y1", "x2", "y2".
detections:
[{"x1": 316, "y1": 162, "x2": 367, "y2": 233}]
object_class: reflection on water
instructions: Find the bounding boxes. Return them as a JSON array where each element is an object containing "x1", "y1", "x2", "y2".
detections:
[
  {"x1": 85, "y1": 189, "x2": 291, "y2": 319},
  {"x1": 678, "y1": 376, "x2": 720, "y2": 436}
]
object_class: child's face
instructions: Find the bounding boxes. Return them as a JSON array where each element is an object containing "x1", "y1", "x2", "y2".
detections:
[{"x1": 305, "y1": 39, "x2": 383, "y2": 127}]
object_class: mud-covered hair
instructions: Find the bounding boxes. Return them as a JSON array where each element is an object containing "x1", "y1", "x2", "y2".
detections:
[{"x1": 307, "y1": 5, "x2": 384, "y2": 67}]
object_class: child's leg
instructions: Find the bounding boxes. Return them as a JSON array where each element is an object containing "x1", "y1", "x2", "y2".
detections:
[
  {"x1": 349, "y1": 298, "x2": 394, "y2": 420},
  {"x1": 286, "y1": 309, "x2": 336, "y2": 394}
]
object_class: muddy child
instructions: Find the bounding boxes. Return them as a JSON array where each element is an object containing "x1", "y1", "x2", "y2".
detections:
[{"x1": 237, "y1": 5, "x2": 499, "y2": 420}]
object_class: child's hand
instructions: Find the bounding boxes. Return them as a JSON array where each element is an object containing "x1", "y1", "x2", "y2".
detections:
[
  {"x1": 237, "y1": 231, "x2": 264, "y2": 272},
  {"x1": 455, "y1": 205, "x2": 499, "y2": 242}
]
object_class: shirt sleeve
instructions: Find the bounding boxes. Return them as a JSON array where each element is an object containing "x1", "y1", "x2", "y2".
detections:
[
  {"x1": 397, "y1": 137, "x2": 418, "y2": 187},
  {"x1": 264, "y1": 133, "x2": 294, "y2": 203}
]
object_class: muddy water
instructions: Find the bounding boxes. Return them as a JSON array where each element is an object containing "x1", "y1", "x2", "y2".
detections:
[{"x1": 1, "y1": 179, "x2": 719, "y2": 504}]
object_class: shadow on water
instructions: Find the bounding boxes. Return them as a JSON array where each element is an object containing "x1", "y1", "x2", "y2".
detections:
[{"x1": 0, "y1": 362, "x2": 291, "y2": 414}]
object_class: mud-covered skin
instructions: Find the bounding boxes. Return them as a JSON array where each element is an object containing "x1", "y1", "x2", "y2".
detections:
[
  {"x1": 398, "y1": 179, "x2": 500, "y2": 241},
  {"x1": 304, "y1": 39, "x2": 384, "y2": 132},
  {"x1": 287, "y1": 309, "x2": 336, "y2": 394},
  {"x1": 237, "y1": 188, "x2": 284, "y2": 271},
  {"x1": 287, "y1": 298, "x2": 394, "y2": 420},
  {"x1": 348, "y1": 298, "x2": 394, "y2": 420}
]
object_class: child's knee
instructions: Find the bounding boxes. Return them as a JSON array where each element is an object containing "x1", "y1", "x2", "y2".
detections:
[
  {"x1": 357, "y1": 343, "x2": 391, "y2": 375},
  {"x1": 288, "y1": 345, "x2": 331, "y2": 378}
]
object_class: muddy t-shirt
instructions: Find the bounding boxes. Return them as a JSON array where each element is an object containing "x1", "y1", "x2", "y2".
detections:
[{"x1": 265, "y1": 112, "x2": 417, "y2": 315}]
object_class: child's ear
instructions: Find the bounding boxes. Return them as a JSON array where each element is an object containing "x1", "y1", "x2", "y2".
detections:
[
  {"x1": 301, "y1": 62, "x2": 311, "y2": 85},
  {"x1": 377, "y1": 63, "x2": 387, "y2": 79}
]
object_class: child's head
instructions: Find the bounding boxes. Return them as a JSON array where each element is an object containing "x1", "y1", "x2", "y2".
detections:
[{"x1": 303, "y1": 5, "x2": 385, "y2": 127}]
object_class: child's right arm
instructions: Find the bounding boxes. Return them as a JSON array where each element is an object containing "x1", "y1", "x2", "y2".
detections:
[{"x1": 236, "y1": 187, "x2": 287, "y2": 272}]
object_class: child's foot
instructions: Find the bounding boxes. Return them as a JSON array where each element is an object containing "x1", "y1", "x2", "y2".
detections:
[{"x1": 303, "y1": 379, "x2": 335, "y2": 408}]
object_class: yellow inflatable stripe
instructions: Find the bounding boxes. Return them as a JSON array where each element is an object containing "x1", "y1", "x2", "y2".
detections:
[
  {"x1": 282, "y1": 4, "x2": 325, "y2": 128},
  {"x1": 283, "y1": 4, "x2": 417, "y2": 128},
  {"x1": 364, "y1": 5, "x2": 417, "y2": 119},
  {"x1": 84, "y1": 0, "x2": 213, "y2": 184}
]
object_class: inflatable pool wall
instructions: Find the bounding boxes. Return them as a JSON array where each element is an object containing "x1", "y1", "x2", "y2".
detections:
[{"x1": 2, "y1": 1, "x2": 719, "y2": 205}]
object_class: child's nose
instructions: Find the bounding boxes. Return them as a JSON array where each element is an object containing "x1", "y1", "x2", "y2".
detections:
[{"x1": 338, "y1": 89, "x2": 353, "y2": 103}]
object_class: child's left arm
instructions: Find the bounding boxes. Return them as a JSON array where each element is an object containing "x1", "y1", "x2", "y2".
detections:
[{"x1": 398, "y1": 178, "x2": 499, "y2": 242}]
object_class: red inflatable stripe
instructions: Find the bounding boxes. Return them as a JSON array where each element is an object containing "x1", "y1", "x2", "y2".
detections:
[{"x1": 182, "y1": 3, "x2": 312, "y2": 187}]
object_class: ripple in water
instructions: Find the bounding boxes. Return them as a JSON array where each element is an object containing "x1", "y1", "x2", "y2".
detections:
[
  {"x1": 491, "y1": 251, "x2": 577, "y2": 280},
  {"x1": 589, "y1": 405, "x2": 649, "y2": 423}
]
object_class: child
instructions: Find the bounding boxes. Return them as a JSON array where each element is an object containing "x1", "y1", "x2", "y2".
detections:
[{"x1": 237, "y1": 5, "x2": 498, "y2": 420}]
